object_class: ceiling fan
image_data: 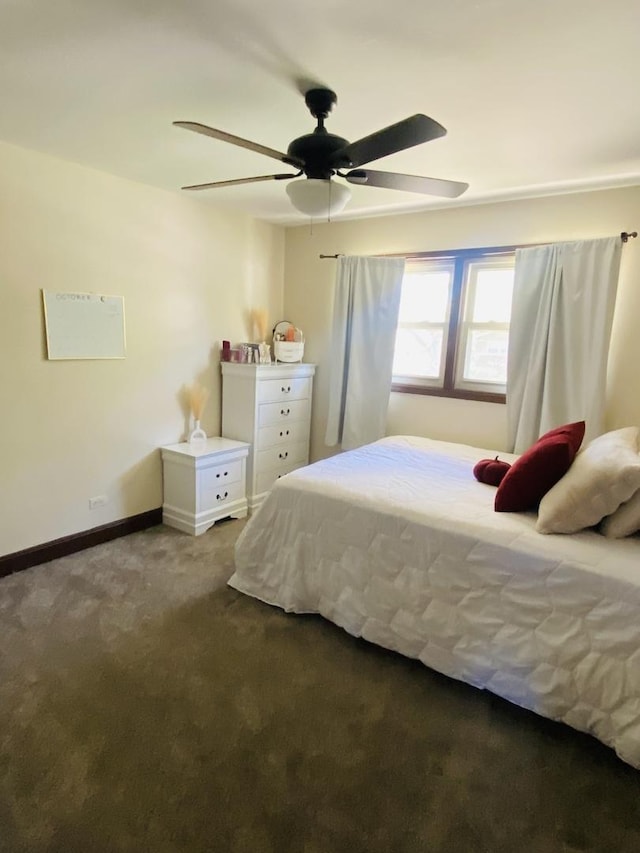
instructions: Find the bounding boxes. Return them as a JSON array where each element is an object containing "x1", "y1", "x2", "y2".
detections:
[{"x1": 174, "y1": 88, "x2": 468, "y2": 216}]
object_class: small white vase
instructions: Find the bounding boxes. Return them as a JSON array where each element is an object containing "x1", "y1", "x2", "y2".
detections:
[
  {"x1": 189, "y1": 419, "x2": 207, "y2": 447},
  {"x1": 258, "y1": 342, "x2": 271, "y2": 364}
]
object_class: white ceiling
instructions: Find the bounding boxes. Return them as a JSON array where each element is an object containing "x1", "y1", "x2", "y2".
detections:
[{"x1": 2, "y1": 0, "x2": 639, "y2": 225}]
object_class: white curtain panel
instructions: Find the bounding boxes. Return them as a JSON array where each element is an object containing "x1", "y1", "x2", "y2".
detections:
[
  {"x1": 507, "y1": 236, "x2": 622, "y2": 453},
  {"x1": 325, "y1": 255, "x2": 405, "y2": 450}
]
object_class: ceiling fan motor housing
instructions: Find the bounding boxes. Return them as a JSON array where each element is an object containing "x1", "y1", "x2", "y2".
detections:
[
  {"x1": 287, "y1": 130, "x2": 350, "y2": 179},
  {"x1": 285, "y1": 88, "x2": 353, "y2": 178}
]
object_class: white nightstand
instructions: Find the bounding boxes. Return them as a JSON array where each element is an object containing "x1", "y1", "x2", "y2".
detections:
[{"x1": 161, "y1": 437, "x2": 250, "y2": 536}]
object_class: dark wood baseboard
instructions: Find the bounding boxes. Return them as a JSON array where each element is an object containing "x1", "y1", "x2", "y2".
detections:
[{"x1": 0, "y1": 508, "x2": 163, "y2": 579}]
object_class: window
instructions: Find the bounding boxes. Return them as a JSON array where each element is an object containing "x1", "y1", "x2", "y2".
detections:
[{"x1": 392, "y1": 248, "x2": 515, "y2": 402}]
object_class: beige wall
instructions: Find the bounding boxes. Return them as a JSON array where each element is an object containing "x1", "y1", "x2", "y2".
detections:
[
  {"x1": 3, "y1": 151, "x2": 638, "y2": 559},
  {"x1": 283, "y1": 187, "x2": 640, "y2": 462},
  {"x1": 0, "y1": 141, "x2": 284, "y2": 557}
]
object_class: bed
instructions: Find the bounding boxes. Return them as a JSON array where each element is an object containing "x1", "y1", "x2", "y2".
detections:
[{"x1": 228, "y1": 435, "x2": 640, "y2": 769}]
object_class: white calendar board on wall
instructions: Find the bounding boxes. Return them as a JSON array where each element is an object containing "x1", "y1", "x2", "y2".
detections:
[{"x1": 42, "y1": 290, "x2": 126, "y2": 360}]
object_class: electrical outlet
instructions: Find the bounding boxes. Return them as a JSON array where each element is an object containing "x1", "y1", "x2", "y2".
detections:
[{"x1": 88, "y1": 495, "x2": 108, "y2": 510}]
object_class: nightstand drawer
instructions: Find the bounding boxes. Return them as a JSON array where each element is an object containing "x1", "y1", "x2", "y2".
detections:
[
  {"x1": 199, "y1": 478, "x2": 246, "y2": 509},
  {"x1": 258, "y1": 377, "x2": 312, "y2": 404},
  {"x1": 256, "y1": 441, "x2": 307, "y2": 473},
  {"x1": 199, "y1": 458, "x2": 243, "y2": 489},
  {"x1": 258, "y1": 398, "x2": 310, "y2": 427},
  {"x1": 257, "y1": 421, "x2": 309, "y2": 449}
]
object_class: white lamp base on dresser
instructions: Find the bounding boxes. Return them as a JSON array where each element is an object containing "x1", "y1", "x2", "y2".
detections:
[{"x1": 161, "y1": 437, "x2": 250, "y2": 536}]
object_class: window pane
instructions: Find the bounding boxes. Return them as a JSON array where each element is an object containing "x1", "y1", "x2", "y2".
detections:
[
  {"x1": 471, "y1": 268, "x2": 514, "y2": 322},
  {"x1": 463, "y1": 329, "x2": 509, "y2": 383},
  {"x1": 393, "y1": 328, "x2": 443, "y2": 378},
  {"x1": 398, "y1": 270, "x2": 451, "y2": 323}
]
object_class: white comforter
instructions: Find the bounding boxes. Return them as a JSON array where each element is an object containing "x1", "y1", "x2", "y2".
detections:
[{"x1": 229, "y1": 436, "x2": 640, "y2": 768}]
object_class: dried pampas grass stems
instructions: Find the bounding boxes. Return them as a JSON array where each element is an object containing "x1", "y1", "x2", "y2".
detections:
[
  {"x1": 188, "y1": 383, "x2": 209, "y2": 420},
  {"x1": 251, "y1": 308, "x2": 269, "y2": 342}
]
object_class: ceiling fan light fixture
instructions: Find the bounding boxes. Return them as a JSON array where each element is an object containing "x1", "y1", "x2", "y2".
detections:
[{"x1": 286, "y1": 178, "x2": 351, "y2": 218}]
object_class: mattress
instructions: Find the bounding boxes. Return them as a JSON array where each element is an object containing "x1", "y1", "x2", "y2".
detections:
[{"x1": 228, "y1": 435, "x2": 640, "y2": 768}]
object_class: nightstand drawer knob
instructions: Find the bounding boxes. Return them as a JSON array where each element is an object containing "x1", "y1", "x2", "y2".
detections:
[
  {"x1": 279, "y1": 451, "x2": 288, "y2": 459},
  {"x1": 281, "y1": 385, "x2": 291, "y2": 393},
  {"x1": 279, "y1": 429, "x2": 290, "y2": 437},
  {"x1": 280, "y1": 408, "x2": 290, "y2": 416},
  {"x1": 216, "y1": 491, "x2": 229, "y2": 500},
  {"x1": 215, "y1": 471, "x2": 229, "y2": 478}
]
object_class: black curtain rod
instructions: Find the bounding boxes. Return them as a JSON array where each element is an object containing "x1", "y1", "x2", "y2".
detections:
[{"x1": 319, "y1": 231, "x2": 638, "y2": 259}]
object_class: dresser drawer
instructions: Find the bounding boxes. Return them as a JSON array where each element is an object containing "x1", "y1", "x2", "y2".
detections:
[
  {"x1": 256, "y1": 461, "x2": 307, "y2": 495},
  {"x1": 258, "y1": 377, "x2": 312, "y2": 404},
  {"x1": 257, "y1": 421, "x2": 309, "y2": 449},
  {"x1": 258, "y1": 398, "x2": 310, "y2": 427},
  {"x1": 256, "y1": 441, "x2": 307, "y2": 474}
]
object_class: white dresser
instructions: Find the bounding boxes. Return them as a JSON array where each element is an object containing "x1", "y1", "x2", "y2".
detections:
[
  {"x1": 221, "y1": 362, "x2": 316, "y2": 510},
  {"x1": 161, "y1": 437, "x2": 250, "y2": 535}
]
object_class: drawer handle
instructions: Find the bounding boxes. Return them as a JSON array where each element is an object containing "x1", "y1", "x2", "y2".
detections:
[
  {"x1": 281, "y1": 385, "x2": 291, "y2": 393},
  {"x1": 280, "y1": 408, "x2": 290, "y2": 416},
  {"x1": 215, "y1": 471, "x2": 229, "y2": 478},
  {"x1": 279, "y1": 429, "x2": 290, "y2": 437},
  {"x1": 279, "y1": 451, "x2": 288, "y2": 459},
  {"x1": 216, "y1": 491, "x2": 229, "y2": 501}
]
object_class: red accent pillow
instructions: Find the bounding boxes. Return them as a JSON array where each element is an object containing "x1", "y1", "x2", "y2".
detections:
[
  {"x1": 495, "y1": 421, "x2": 586, "y2": 512},
  {"x1": 473, "y1": 456, "x2": 511, "y2": 487}
]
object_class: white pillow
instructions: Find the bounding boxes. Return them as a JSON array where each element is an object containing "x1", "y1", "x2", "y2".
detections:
[
  {"x1": 601, "y1": 487, "x2": 640, "y2": 538},
  {"x1": 536, "y1": 427, "x2": 640, "y2": 534}
]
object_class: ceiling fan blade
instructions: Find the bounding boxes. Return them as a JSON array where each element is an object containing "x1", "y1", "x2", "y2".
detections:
[
  {"x1": 345, "y1": 169, "x2": 468, "y2": 199},
  {"x1": 174, "y1": 121, "x2": 304, "y2": 168},
  {"x1": 181, "y1": 173, "x2": 299, "y2": 191},
  {"x1": 331, "y1": 115, "x2": 446, "y2": 169}
]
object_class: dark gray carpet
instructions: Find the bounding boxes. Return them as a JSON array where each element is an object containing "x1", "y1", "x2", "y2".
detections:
[{"x1": 1, "y1": 518, "x2": 639, "y2": 853}]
